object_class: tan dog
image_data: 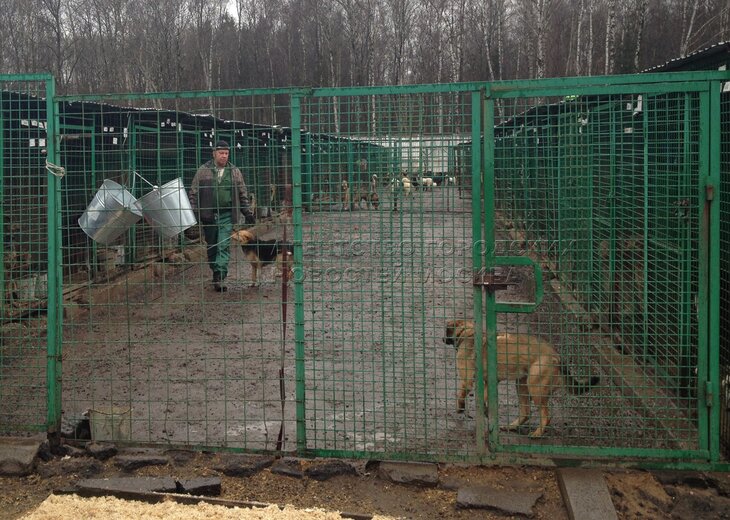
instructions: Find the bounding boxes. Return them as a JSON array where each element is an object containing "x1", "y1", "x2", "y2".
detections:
[
  {"x1": 341, "y1": 180, "x2": 351, "y2": 210},
  {"x1": 231, "y1": 229, "x2": 293, "y2": 286},
  {"x1": 443, "y1": 319, "x2": 599, "y2": 438}
]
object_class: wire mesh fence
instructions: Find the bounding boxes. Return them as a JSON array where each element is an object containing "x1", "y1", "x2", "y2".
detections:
[
  {"x1": 298, "y1": 88, "x2": 476, "y2": 459},
  {"x1": 0, "y1": 72, "x2": 728, "y2": 468},
  {"x1": 58, "y1": 90, "x2": 302, "y2": 450},
  {"x1": 720, "y1": 85, "x2": 730, "y2": 459},
  {"x1": 0, "y1": 77, "x2": 54, "y2": 436}
]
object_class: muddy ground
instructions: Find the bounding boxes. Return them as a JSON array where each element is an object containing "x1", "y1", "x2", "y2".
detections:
[
  {"x1": 2, "y1": 449, "x2": 730, "y2": 519},
  {"x1": 36, "y1": 187, "x2": 691, "y2": 454},
  {"x1": 1, "y1": 185, "x2": 728, "y2": 518}
]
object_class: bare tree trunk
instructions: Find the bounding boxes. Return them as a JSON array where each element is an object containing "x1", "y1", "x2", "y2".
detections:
[
  {"x1": 309, "y1": 0, "x2": 341, "y2": 130},
  {"x1": 680, "y1": 0, "x2": 700, "y2": 57},
  {"x1": 494, "y1": 1, "x2": 506, "y2": 117},
  {"x1": 604, "y1": 0, "x2": 618, "y2": 74},
  {"x1": 516, "y1": 0, "x2": 554, "y2": 79},
  {"x1": 487, "y1": 0, "x2": 498, "y2": 80},
  {"x1": 191, "y1": 0, "x2": 212, "y2": 106},
  {"x1": 299, "y1": 22, "x2": 307, "y2": 85},
  {"x1": 586, "y1": 0, "x2": 594, "y2": 75},
  {"x1": 5, "y1": 0, "x2": 730, "y2": 96},
  {"x1": 235, "y1": 0, "x2": 246, "y2": 80},
  {"x1": 207, "y1": 29, "x2": 215, "y2": 92},
  {"x1": 633, "y1": 0, "x2": 649, "y2": 71},
  {"x1": 191, "y1": 0, "x2": 226, "y2": 109},
  {"x1": 236, "y1": 0, "x2": 271, "y2": 89},
  {"x1": 576, "y1": 0, "x2": 585, "y2": 76},
  {"x1": 39, "y1": 0, "x2": 66, "y2": 90},
  {"x1": 446, "y1": 0, "x2": 467, "y2": 83},
  {"x1": 418, "y1": 0, "x2": 449, "y2": 131},
  {"x1": 386, "y1": 0, "x2": 414, "y2": 85},
  {"x1": 535, "y1": 0, "x2": 551, "y2": 78},
  {"x1": 475, "y1": 0, "x2": 497, "y2": 80},
  {"x1": 331, "y1": 0, "x2": 373, "y2": 87}
]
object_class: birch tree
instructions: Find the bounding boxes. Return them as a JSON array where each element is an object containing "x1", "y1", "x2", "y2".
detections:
[
  {"x1": 306, "y1": 0, "x2": 346, "y2": 131},
  {"x1": 331, "y1": 0, "x2": 379, "y2": 87},
  {"x1": 3, "y1": 0, "x2": 730, "y2": 95},
  {"x1": 679, "y1": 0, "x2": 700, "y2": 57},
  {"x1": 443, "y1": 0, "x2": 468, "y2": 83},
  {"x1": 575, "y1": 0, "x2": 586, "y2": 75},
  {"x1": 469, "y1": 0, "x2": 507, "y2": 81},
  {"x1": 604, "y1": 0, "x2": 618, "y2": 74},
  {"x1": 234, "y1": 0, "x2": 282, "y2": 88},
  {"x1": 130, "y1": 0, "x2": 190, "y2": 95},
  {"x1": 514, "y1": 0, "x2": 557, "y2": 79},
  {"x1": 38, "y1": 0, "x2": 84, "y2": 92},
  {"x1": 384, "y1": 0, "x2": 416, "y2": 85},
  {"x1": 189, "y1": 0, "x2": 228, "y2": 98},
  {"x1": 417, "y1": 0, "x2": 448, "y2": 84},
  {"x1": 633, "y1": 0, "x2": 649, "y2": 71},
  {"x1": 73, "y1": 0, "x2": 134, "y2": 92}
]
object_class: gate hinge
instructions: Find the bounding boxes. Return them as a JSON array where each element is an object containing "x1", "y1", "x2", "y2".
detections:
[{"x1": 706, "y1": 184, "x2": 715, "y2": 201}]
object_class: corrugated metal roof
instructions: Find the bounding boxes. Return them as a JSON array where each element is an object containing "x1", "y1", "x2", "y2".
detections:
[{"x1": 642, "y1": 41, "x2": 730, "y2": 73}]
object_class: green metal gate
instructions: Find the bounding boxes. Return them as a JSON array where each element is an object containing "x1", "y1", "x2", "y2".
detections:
[{"x1": 477, "y1": 73, "x2": 723, "y2": 464}]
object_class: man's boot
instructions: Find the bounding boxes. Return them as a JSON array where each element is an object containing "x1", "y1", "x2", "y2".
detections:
[{"x1": 212, "y1": 272, "x2": 227, "y2": 292}]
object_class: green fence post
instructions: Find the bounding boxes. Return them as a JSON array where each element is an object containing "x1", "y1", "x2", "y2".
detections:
[
  {"x1": 45, "y1": 75, "x2": 63, "y2": 445},
  {"x1": 707, "y1": 81, "x2": 721, "y2": 462},
  {"x1": 473, "y1": 89, "x2": 487, "y2": 455},
  {"x1": 292, "y1": 94, "x2": 307, "y2": 454}
]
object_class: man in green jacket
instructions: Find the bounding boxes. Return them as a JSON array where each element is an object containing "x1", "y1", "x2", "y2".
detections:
[{"x1": 190, "y1": 140, "x2": 255, "y2": 292}]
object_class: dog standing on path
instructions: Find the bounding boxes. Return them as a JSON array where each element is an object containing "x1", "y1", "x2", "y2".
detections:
[
  {"x1": 359, "y1": 174, "x2": 379, "y2": 209},
  {"x1": 356, "y1": 183, "x2": 380, "y2": 209},
  {"x1": 231, "y1": 229, "x2": 293, "y2": 286},
  {"x1": 340, "y1": 180, "x2": 351, "y2": 211},
  {"x1": 443, "y1": 319, "x2": 600, "y2": 438},
  {"x1": 400, "y1": 174, "x2": 412, "y2": 197}
]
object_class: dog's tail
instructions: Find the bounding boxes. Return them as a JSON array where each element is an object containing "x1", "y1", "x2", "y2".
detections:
[{"x1": 560, "y1": 364, "x2": 600, "y2": 395}]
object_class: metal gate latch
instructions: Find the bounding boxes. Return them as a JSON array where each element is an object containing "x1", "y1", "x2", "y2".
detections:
[{"x1": 472, "y1": 268, "x2": 518, "y2": 292}]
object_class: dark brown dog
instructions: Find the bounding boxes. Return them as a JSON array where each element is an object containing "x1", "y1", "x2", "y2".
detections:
[
  {"x1": 231, "y1": 229, "x2": 293, "y2": 286},
  {"x1": 443, "y1": 319, "x2": 599, "y2": 438}
]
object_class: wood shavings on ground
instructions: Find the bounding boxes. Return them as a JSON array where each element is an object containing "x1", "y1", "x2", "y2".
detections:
[{"x1": 21, "y1": 494, "x2": 399, "y2": 520}]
